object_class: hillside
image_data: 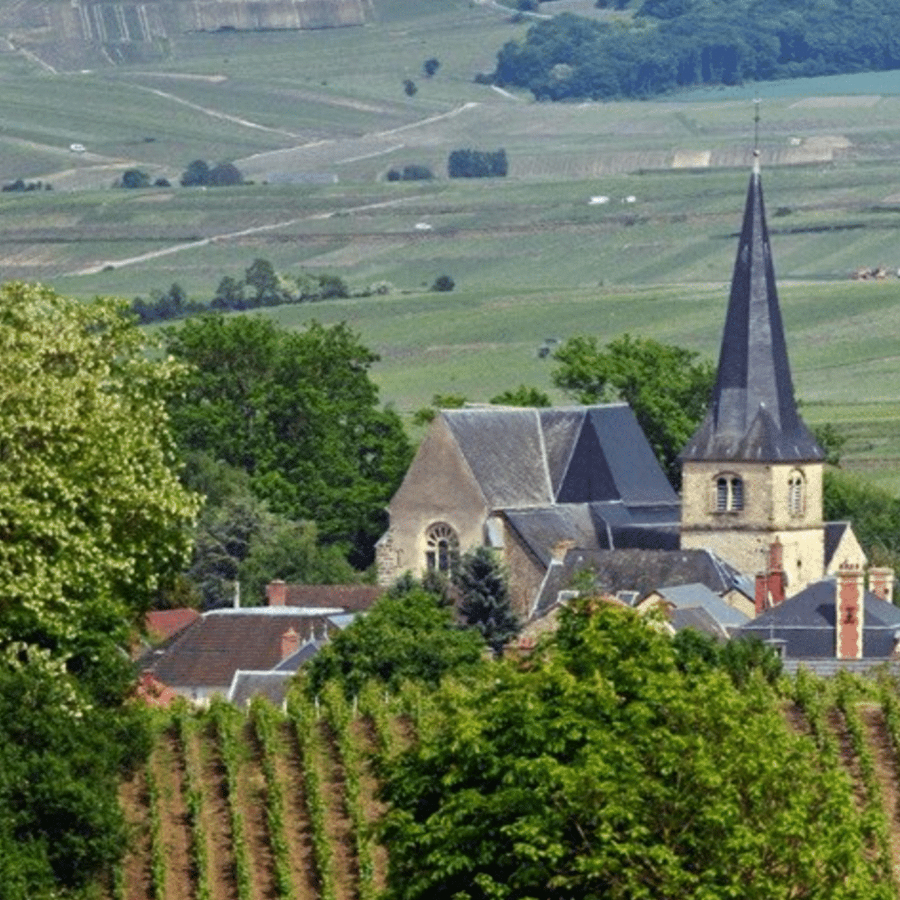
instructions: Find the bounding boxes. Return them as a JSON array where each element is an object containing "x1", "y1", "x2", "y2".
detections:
[{"x1": 116, "y1": 674, "x2": 900, "y2": 900}]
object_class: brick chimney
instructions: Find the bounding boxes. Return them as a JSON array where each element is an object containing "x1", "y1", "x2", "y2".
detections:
[
  {"x1": 836, "y1": 562, "x2": 865, "y2": 660},
  {"x1": 868, "y1": 567, "x2": 894, "y2": 604},
  {"x1": 267, "y1": 580, "x2": 287, "y2": 607},
  {"x1": 766, "y1": 541, "x2": 786, "y2": 607},
  {"x1": 755, "y1": 573, "x2": 769, "y2": 616},
  {"x1": 280, "y1": 627, "x2": 299, "y2": 660}
]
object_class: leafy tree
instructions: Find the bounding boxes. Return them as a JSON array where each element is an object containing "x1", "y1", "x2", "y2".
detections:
[
  {"x1": 423, "y1": 57, "x2": 440, "y2": 77},
  {"x1": 165, "y1": 315, "x2": 411, "y2": 567},
  {"x1": 244, "y1": 257, "x2": 281, "y2": 305},
  {"x1": 212, "y1": 274, "x2": 246, "y2": 310},
  {"x1": 448, "y1": 148, "x2": 508, "y2": 178},
  {"x1": 403, "y1": 78, "x2": 418, "y2": 96},
  {"x1": 121, "y1": 168, "x2": 150, "y2": 188},
  {"x1": 379, "y1": 600, "x2": 889, "y2": 900},
  {"x1": 552, "y1": 333, "x2": 714, "y2": 485},
  {"x1": 0, "y1": 283, "x2": 198, "y2": 650},
  {"x1": 824, "y1": 469, "x2": 900, "y2": 569},
  {"x1": 431, "y1": 273, "x2": 455, "y2": 292},
  {"x1": 180, "y1": 158, "x2": 210, "y2": 187},
  {"x1": 454, "y1": 546, "x2": 520, "y2": 656},
  {"x1": 412, "y1": 392, "x2": 468, "y2": 426},
  {"x1": 207, "y1": 161, "x2": 244, "y2": 186},
  {"x1": 304, "y1": 579, "x2": 485, "y2": 698},
  {"x1": 490, "y1": 384, "x2": 551, "y2": 406},
  {"x1": 0, "y1": 283, "x2": 194, "y2": 897}
]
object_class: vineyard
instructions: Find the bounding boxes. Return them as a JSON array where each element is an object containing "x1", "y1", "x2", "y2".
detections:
[{"x1": 112, "y1": 669, "x2": 900, "y2": 900}]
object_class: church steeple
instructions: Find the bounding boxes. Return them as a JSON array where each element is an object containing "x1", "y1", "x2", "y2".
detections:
[{"x1": 681, "y1": 154, "x2": 824, "y2": 463}]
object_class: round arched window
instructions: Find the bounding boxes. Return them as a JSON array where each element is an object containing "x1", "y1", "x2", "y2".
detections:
[{"x1": 425, "y1": 522, "x2": 459, "y2": 573}]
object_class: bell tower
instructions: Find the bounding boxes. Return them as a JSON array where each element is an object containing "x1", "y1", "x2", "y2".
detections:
[{"x1": 679, "y1": 153, "x2": 826, "y2": 595}]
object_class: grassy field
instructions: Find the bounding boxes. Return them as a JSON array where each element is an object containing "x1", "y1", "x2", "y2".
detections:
[{"x1": 1, "y1": 0, "x2": 900, "y2": 489}]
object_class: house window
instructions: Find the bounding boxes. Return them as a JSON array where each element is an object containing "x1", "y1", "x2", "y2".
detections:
[
  {"x1": 425, "y1": 522, "x2": 458, "y2": 573},
  {"x1": 715, "y1": 474, "x2": 744, "y2": 512},
  {"x1": 788, "y1": 470, "x2": 805, "y2": 517}
]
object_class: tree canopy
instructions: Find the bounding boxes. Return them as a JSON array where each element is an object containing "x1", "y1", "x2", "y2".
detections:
[
  {"x1": 165, "y1": 315, "x2": 412, "y2": 567},
  {"x1": 552, "y1": 333, "x2": 714, "y2": 485},
  {"x1": 0, "y1": 283, "x2": 197, "y2": 897},
  {"x1": 379, "y1": 600, "x2": 889, "y2": 900},
  {"x1": 493, "y1": 4, "x2": 900, "y2": 100},
  {"x1": 304, "y1": 578, "x2": 486, "y2": 699}
]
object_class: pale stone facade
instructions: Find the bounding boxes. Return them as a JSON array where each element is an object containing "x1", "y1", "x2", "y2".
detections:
[{"x1": 681, "y1": 460, "x2": 825, "y2": 593}]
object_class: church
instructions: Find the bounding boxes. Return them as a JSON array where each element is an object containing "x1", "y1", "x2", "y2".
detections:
[{"x1": 376, "y1": 155, "x2": 867, "y2": 623}]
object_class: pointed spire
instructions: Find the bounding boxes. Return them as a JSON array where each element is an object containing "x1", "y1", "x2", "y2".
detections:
[{"x1": 681, "y1": 155, "x2": 824, "y2": 463}]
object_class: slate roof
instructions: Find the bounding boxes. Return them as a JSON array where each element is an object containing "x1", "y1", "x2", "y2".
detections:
[
  {"x1": 737, "y1": 578, "x2": 900, "y2": 659},
  {"x1": 144, "y1": 608, "x2": 343, "y2": 691},
  {"x1": 648, "y1": 582, "x2": 749, "y2": 631},
  {"x1": 681, "y1": 159, "x2": 824, "y2": 464},
  {"x1": 228, "y1": 671, "x2": 295, "y2": 708},
  {"x1": 532, "y1": 547, "x2": 748, "y2": 619},
  {"x1": 824, "y1": 521, "x2": 854, "y2": 569},
  {"x1": 444, "y1": 404, "x2": 679, "y2": 509},
  {"x1": 670, "y1": 606, "x2": 730, "y2": 641}
]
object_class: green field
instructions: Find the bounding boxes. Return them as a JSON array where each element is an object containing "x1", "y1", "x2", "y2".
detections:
[{"x1": 2, "y1": 0, "x2": 900, "y2": 489}]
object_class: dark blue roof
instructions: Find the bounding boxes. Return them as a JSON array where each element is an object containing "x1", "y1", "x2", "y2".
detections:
[{"x1": 737, "y1": 578, "x2": 900, "y2": 659}]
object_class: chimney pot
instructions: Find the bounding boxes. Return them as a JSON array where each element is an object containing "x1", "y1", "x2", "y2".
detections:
[
  {"x1": 836, "y1": 562, "x2": 865, "y2": 660},
  {"x1": 280, "y1": 627, "x2": 299, "y2": 660},
  {"x1": 267, "y1": 580, "x2": 287, "y2": 607},
  {"x1": 869, "y1": 567, "x2": 894, "y2": 604}
]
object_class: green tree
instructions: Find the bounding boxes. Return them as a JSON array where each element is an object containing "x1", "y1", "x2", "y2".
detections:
[
  {"x1": 180, "y1": 158, "x2": 210, "y2": 187},
  {"x1": 0, "y1": 283, "x2": 199, "y2": 651},
  {"x1": 0, "y1": 283, "x2": 194, "y2": 897},
  {"x1": 552, "y1": 333, "x2": 714, "y2": 485},
  {"x1": 165, "y1": 315, "x2": 411, "y2": 567},
  {"x1": 304, "y1": 579, "x2": 485, "y2": 698},
  {"x1": 490, "y1": 385, "x2": 551, "y2": 406},
  {"x1": 454, "y1": 546, "x2": 520, "y2": 656},
  {"x1": 379, "y1": 600, "x2": 889, "y2": 900}
]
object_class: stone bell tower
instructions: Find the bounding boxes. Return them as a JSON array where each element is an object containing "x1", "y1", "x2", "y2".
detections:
[{"x1": 679, "y1": 153, "x2": 826, "y2": 595}]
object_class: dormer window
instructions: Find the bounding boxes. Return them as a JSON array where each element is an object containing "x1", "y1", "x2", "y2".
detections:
[
  {"x1": 715, "y1": 474, "x2": 744, "y2": 513},
  {"x1": 425, "y1": 522, "x2": 458, "y2": 573},
  {"x1": 788, "y1": 470, "x2": 805, "y2": 517}
]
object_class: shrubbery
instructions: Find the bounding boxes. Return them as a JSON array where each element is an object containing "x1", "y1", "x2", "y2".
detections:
[{"x1": 448, "y1": 148, "x2": 508, "y2": 178}]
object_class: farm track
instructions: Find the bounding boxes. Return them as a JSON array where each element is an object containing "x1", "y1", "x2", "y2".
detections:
[{"x1": 115, "y1": 697, "x2": 900, "y2": 899}]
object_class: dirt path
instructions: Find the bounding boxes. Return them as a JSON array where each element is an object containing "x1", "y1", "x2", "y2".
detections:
[
  {"x1": 859, "y1": 704, "x2": 900, "y2": 884},
  {"x1": 278, "y1": 722, "x2": 319, "y2": 900},
  {"x1": 354, "y1": 717, "x2": 389, "y2": 892},
  {"x1": 318, "y1": 725, "x2": 358, "y2": 900},
  {"x1": 237, "y1": 721, "x2": 277, "y2": 900},
  {"x1": 155, "y1": 730, "x2": 195, "y2": 900},
  {"x1": 193, "y1": 722, "x2": 239, "y2": 900},
  {"x1": 119, "y1": 768, "x2": 152, "y2": 900}
]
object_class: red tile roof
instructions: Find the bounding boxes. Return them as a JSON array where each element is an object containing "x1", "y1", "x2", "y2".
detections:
[{"x1": 266, "y1": 583, "x2": 382, "y2": 611}]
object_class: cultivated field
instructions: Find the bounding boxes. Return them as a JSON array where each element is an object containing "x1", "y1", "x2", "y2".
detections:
[
  {"x1": 116, "y1": 673, "x2": 900, "y2": 900},
  {"x1": 1, "y1": 0, "x2": 900, "y2": 485}
]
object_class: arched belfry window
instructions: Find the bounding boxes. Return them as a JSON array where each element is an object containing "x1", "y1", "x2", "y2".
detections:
[
  {"x1": 788, "y1": 470, "x2": 805, "y2": 517},
  {"x1": 714, "y1": 474, "x2": 744, "y2": 513},
  {"x1": 425, "y1": 522, "x2": 459, "y2": 573}
]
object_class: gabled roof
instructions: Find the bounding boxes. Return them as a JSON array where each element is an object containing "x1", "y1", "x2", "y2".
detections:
[
  {"x1": 646, "y1": 582, "x2": 749, "y2": 631},
  {"x1": 738, "y1": 578, "x2": 900, "y2": 659},
  {"x1": 532, "y1": 547, "x2": 747, "y2": 620},
  {"x1": 670, "y1": 606, "x2": 730, "y2": 641},
  {"x1": 444, "y1": 404, "x2": 678, "y2": 509},
  {"x1": 144, "y1": 608, "x2": 341, "y2": 691},
  {"x1": 681, "y1": 158, "x2": 823, "y2": 464},
  {"x1": 228, "y1": 671, "x2": 295, "y2": 708}
]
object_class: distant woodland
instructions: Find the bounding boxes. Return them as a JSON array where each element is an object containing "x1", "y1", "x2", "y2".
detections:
[{"x1": 494, "y1": 0, "x2": 900, "y2": 99}]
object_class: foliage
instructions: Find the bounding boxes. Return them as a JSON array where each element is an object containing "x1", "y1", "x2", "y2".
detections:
[
  {"x1": 824, "y1": 469, "x2": 900, "y2": 569},
  {"x1": 303, "y1": 579, "x2": 485, "y2": 699},
  {"x1": 386, "y1": 164, "x2": 434, "y2": 181},
  {"x1": 403, "y1": 78, "x2": 417, "y2": 96},
  {"x1": 430, "y1": 274, "x2": 455, "y2": 291},
  {"x1": 448, "y1": 148, "x2": 508, "y2": 178},
  {"x1": 453, "y1": 547, "x2": 520, "y2": 656},
  {"x1": 411, "y1": 391, "x2": 467, "y2": 426},
  {"x1": 552, "y1": 332, "x2": 714, "y2": 485},
  {"x1": 181, "y1": 159, "x2": 244, "y2": 187},
  {"x1": 671, "y1": 628, "x2": 783, "y2": 687},
  {"x1": 0, "y1": 651, "x2": 151, "y2": 899},
  {"x1": 378, "y1": 600, "x2": 890, "y2": 900},
  {"x1": 121, "y1": 168, "x2": 150, "y2": 189},
  {"x1": 811, "y1": 421, "x2": 847, "y2": 467},
  {"x1": 132, "y1": 282, "x2": 206, "y2": 323},
  {"x1": 165, "y1": 315, "x2": 411, "y2": 567},
  {"x1": 423, "y1": 57, "x2": 440, "y2": 77},
  {"x1": 490, "y1": 384, "x2": 551, "y2": 406},
  {"x1": 493, "y1": 4, "x2": 900, "y2": 100},
  {"x1": 0, "y1": 283, "x2": 198, "y2": 650}
]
